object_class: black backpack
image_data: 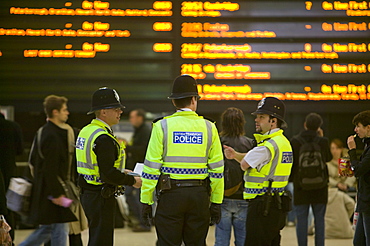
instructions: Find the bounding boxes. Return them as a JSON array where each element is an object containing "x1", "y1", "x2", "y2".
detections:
[{"x1": 296, "y1": 136, "x2": 328, "y2": 190}]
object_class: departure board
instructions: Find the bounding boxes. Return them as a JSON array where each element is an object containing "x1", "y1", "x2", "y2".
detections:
[{"x1": 1, "y1": 0, "x2": 370, "y2": 103}]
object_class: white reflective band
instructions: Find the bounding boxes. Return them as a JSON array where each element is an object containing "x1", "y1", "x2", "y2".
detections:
[
  {"x1": 161, "y1": 119, "x2": 168, "y2": 160},
  {"x1": 144, "y1": 159, "x2": 163, "y2": 169},
  {"x1": 208, "y1": 160, "x2": 224, "y2": 170},
  {"x1": 85, "y1": 128, "x2": 106, "y2": 168},
  {"x1": 266, "y1": 139, "x2": 280, "y2": 180},
  {"x1": 205, "y1": 120, "x2": 212, "y2": 158},
  {"x1": 77, "y1": 161, "x2": 98, "y2": 170},
  {"x1": 246, "y1": 175, "x2": 288, "y2": 183},
  {"x1": 163, "y1": 156, "x2": 207, "y2": 163}
]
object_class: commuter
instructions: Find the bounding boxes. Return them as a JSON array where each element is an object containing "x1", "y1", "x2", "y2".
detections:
[
  {"x1": 347, "y1": 110, "x2": 370, "y2": 245},
  {"x1": 327, "y1": 138, "x2": 356, "y2": 191},
  {"x1": 141, "y1": 75, "x2": 224, "y2": 245},
  {"x1": 0, "y1": 169, "x2": 7, "y2": 219},
  {"x1": 125, "y1": 109, "x2": 151, "y2": 232},
  {"x1": 215, "y1": 107, "x2": 254, "y2": 246},
  {"x1": 325, "y1": 187, "x2": 354, "y2": 239},
  {"x1": 20, "y1": 95, "x2": 78, "y2": 246},
  {"x1": 224, "y1": 97, "x2": 293, "y2": 246},
  {"x1": 76, "y1": 87, "x2": 142, "y2": 246},
  {"x1": 290, "y1": 113, "x2": 332, "y2": 246},
  {"x1": 0, "y1": 112, "x2": 24, "y2": 241}
]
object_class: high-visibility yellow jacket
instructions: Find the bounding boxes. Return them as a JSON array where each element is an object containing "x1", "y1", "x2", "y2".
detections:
[
  {"x1": 244, "y1": 129, "x2": 293, "y2": 199},
  {"x1": 76, "y1": 119, "x2": 125, "y2": 185},
  {"x1": 140, "y1": 110, "x2": 224, "y2": 205}
]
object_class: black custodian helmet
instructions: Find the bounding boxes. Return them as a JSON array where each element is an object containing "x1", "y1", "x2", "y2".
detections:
[
  {"x1": 168, "y1": 75, "x2": 200, "y2": 100},
  {"x1": 252, "y1": 97, "x2": 287, "y2": 127},
  {"x1": 87, "y1": 87, "x2": 125, "y2": 115}
]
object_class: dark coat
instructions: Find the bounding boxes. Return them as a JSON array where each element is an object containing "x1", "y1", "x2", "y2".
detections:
[
  {"x1": 28, "y1": 121, "x2": 77, "y2": 225},
  {"x1": 125, "y1": 123, "x2": 151, "y2": 170},
  {"x1": 0, "y1": 113, "x2": 23, "y2": 189},
  {"x1": 349, "y1": 137, "x2": 370, "y2": 213},
  {"x1": 0, "y1": 169, "x2": 7, "y2": 215},
  {"x1": 290, "y1": 130, "x2": 332, "y2": 205}
]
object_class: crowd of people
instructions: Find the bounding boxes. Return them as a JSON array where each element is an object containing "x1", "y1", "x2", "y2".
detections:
[{"x1": 1, "y1": 74, "x2": 370, "y2": 246}]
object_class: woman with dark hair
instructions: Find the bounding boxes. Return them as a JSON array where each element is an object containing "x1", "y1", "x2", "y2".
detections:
[{"x1": 215, "y1": 107, "x2": 254, "y2": 246}]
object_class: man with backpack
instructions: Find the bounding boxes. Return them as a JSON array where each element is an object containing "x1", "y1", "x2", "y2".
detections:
[{"x1": 290, "y1": 113, "x2": 332, "y2": 246}]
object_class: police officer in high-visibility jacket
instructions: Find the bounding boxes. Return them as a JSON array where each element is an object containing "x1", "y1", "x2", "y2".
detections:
[
  {"x1": 140, "y1": 75, "x2": 224, "y2": 245},
  {"x1": 224, "y1": 97, "x2": 293, "y2": 246},
  {"x1": 76, "y1": 87, "x2": 142, "y2": 246}
]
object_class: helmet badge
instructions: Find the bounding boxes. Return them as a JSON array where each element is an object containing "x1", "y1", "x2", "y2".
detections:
[
  {"x1": 257, "y1": 98, "x2": 266, "y2": 109},
  {"x1": 113, "y1": 89, "x2": 120, "y2": 102}
]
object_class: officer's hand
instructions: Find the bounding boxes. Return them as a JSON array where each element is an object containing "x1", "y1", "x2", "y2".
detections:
[
  {"x1": 209, "y1": 203, "x2": 221, "y2": 226},
  {"x1": 223, "y1": 145, "x2": 236, "y2": 160},
  {"x1": 141, "y1": 203, "x2": 154, "y2": 227},
  {"x1": 133, "y1": 176, "x2": 142, "y2": 188}
]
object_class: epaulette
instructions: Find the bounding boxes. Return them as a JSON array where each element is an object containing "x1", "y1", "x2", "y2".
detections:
[
  {"x1": 152, "y1": 116, "x2": 164, "y2": 123},
  {"x1": 202, "y1": 116, "x2": 216, "y2": 124}
]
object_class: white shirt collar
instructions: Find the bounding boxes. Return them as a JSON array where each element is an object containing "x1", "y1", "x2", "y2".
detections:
[
  {"x1": 176, "y1": 108, "x2": 192, "y2": 112},
  {"x1": 96, "y1": 118, "x2": 112, "y2": 132}
]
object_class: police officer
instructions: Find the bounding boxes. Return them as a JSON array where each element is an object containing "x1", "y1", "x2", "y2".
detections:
[
  {"x1": 224, "y1": 97, "x2": 293, "y2": 246},
  {"x1": 76, "y1": 87, "x2": 142, "y2": 246},
  {"x1": 140, "y1": 75, "x2": 224, "y2": 245}
]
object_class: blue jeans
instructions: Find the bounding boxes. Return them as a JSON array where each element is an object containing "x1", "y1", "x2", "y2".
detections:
[
  {"x1": 215, "y1": 198, "x2": 248, "y2": 246},
  {"x1": 354, "y1": 211, "x2": 370, "y2": 245},
  {"x1": 19, "y1": 223, "x2": 68, "y2": 246},
  {"x1": 295, "y1": 203, "x2": 326, "y2": 246}
]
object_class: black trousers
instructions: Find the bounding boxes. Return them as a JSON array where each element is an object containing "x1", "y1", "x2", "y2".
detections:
[
  {"x1": 245, "y1": 197, "x2": 287, "y2": 246},
  {"x1": 155, "y1": 186, "x2": 210, "y2": 246},
  {"x1": 80, "y1": 189, "x2": 116, "y2": 246}
]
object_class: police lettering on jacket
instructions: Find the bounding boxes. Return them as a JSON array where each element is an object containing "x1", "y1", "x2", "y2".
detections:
[{"x1": 173, "y1": 132, "x2": 203, "y2": 144}]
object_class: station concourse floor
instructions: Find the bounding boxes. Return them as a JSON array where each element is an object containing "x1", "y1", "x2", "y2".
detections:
[{"x1": 14, "y1": 225, "x2": 353, "y2": 246}]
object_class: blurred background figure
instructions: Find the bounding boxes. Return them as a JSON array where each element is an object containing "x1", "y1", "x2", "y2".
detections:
[
  {"x1": 0, "y1": 112, "x2": 24, "y2": 243},
  {"x1": 215, "y1": 107, "x2": 254, "y2": 246},
  {"x1": 327, "y1": 138, "x2": 356, "y2": 192},
  {"x1": 324, "y1": 138, "x2": 356, "y2": 239},
  {"x1": 125, "y1": 109, "x2": 151, "y2": 232},
  {"x1": 325, "y1": 187, "x2": 355, "y2": 239}
]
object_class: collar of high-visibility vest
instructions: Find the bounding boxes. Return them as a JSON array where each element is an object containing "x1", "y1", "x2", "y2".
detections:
[
  {"x1": 95, "y1": 118, "x2": 113, "y2": 133},
  {"x1": 254, "y1": 128, "x2": 282, "y2": 144}
]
